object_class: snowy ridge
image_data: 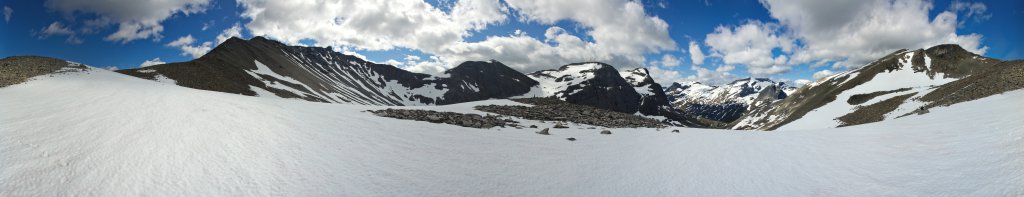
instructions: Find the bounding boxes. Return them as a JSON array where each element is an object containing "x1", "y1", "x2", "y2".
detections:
[
  {"x1": 117, "y1": 36, "x2": 530, "y2": 106},
  {"x1": 527, "y1": 62, "x2": 606, "y2": 98},
  {"x1": 669, "y1": 78, "x2": 790, "y2": 108},
  {"x1": 619, "y1": 68, "x2": 655, "y2": 96},
  {"x1": 778, "y1": 51, "x2": 958, "y2": 130},
  {"x1": 276, "y1": 47, "x2": 448, "y2": 106},
  {"x1": 732, "y1": 45, "x2": 1007, "y2": 130}
]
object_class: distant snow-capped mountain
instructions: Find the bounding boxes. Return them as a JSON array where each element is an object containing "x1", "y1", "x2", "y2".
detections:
[
  {"x1": 665, "y1": 78, "x2": 794, "y2": 126},
  {"x1": 525, "y1": 63, "x2": 701, "y2": 126}
]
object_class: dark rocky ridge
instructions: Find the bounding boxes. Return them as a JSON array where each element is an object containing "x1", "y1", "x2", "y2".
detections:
[
  {"x1": 1, "y1": 56, "x2": 88, "y2": 88},
  {"x1": 118, "y1": 36, "x2": 538, "y2": 105},
  {"x1": 620, "y1": 68, "x2": 703, "y2": 126},
  {"x1": 915, "y1": 60, "x2": 1024, "y2": 113},
  {"x1": 528, "y1": 62, "x2": 642, "y2": 114},
  {"x1": 731, "y1": 44, "x2": 1013, "y2": 130},
  {"x1": 475, "y1": 98, "x2": 665, "y2": 128},
  {"x1": 369, "y1": 109, "x2": 517, "y2": 129},
  {"x1": 441, "y1": 60, "x2": 539, "y2": 104}
]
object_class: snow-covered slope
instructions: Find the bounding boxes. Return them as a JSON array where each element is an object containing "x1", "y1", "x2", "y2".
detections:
[
  {"x1": 778, "y1": 51, "x2": 955, "y2": 130},
  {"x1": 2, "y1": 63, "x2": 1023, "y2": 196},
  {"x1": 666, "y1": 78, "x2": 792, "y2": 124},
  {"x1": 732, "y1": 44, "x2": 1010, "y2": 130}
]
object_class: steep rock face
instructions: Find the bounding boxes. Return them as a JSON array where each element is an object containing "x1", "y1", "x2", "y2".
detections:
[
  {"x1": 665, "y1": 78, "x2": 793, "y2": 125},
  {"x1": 526, "y1": 62, "x2": 641, "y2": 114},
  {"x1": 619, "y1": 68, "x2": 703, "y2": 126},
  {"x1": 118, "y1": 36, "x2": 537, "y2": 106},
  {"x1": 441, "y1": 60, "x2": 539, "y2": 104},
  {"x1": 731, "y1": 44, "x2": 1010, "y2": 130},
  {"x1": 619, "y1": 68, "x2": 674, "y2": 116}
]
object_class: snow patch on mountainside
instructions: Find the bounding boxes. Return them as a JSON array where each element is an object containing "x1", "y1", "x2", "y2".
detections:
[
  {"x1": 619, "y1": 68, "x2": 654, "y2": 96},
  {"x1": 780, "y1": 52, "x2": 959, "y2": 130},
  {"x1": 245, "y1": 60, "x2": 315, "y2": 98},
  {"x1": 152, "y1": 74, "x2": 176, "y2": 85},
  {"x1": 527, "y1": 63, "x2": 603, "y2": 98},
  {"x1": 383, "y1": 80, "x2": 449, "y2": 105}
]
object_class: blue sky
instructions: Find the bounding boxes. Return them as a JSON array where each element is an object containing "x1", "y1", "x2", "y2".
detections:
[{"x1": 1, "y1": 0, "x2": 1021, "y2": 86}]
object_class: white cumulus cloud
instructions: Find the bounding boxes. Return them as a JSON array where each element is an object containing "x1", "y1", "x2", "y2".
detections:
[
  {"x1": 793, "y1": 79, "x2": 812, "y2": 87},
  {"x1": 215, "y1": 23, "x2": 243, "y2": 45},
  {"x1": 138, "y1": 57, "x2": 166, "y2": 68},
  {"x1": 44, "y1": 0, "x2": 211, "y2": 43},
  {"x1": 647, "y1": 66, "x2": 685, "y2": 86},
  {"x1": 3, "y1": 6, "x2": 12, "y2": 23},
  {"x1": 689, "y1": 41, "x2": 705, "y2": 66},
  {"x1": 235, "y1": 0, "x2": 677, "y2": 73},
  {"x1": 166, "y1": 35, "x2": 211, "y2": 59},
  {"x1": 759, "y1": 0, "x2": 988, "y2": 69},
  {"x1": 812, "y1": 69, "x2": 835, "y2": 80},
  {"x1": 686, "y1": 64, "x2": 737, "y2": 85},
  {"x1": 659, "y1": 54, "x2": 681, "y2": 67},
  {"x1": 38, "y1": 21, "x2": 83, "y2": 44},
  {"x1": 704, "y1": 21, "x2": 794, "y2": 76}
]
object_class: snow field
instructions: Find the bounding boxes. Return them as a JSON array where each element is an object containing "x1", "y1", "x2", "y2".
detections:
[{"x1": 1, "y1": 68, "x2": 1021, "y2": 196}]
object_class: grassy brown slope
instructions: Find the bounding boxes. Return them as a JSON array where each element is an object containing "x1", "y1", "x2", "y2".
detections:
[
  {"x1": 1, "y1": 56, "x2": 87, "y2": 88},
  {"x1": 912, "y1": 60, "x2": 1024, "y2": 115},
  {"x1": 837, "y1": 92, "x2": 917, "y2": 127}
]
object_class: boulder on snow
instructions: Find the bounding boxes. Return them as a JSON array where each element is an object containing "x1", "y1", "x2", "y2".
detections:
[
  {"x1": 600, "y1": 130, "x2": 612, "y2": 135},
  {"x1": 536, "y1": 128, "x2": 550, "y2": 135},
  {"x1": 566, "y1": 137, "x2": 576, "y2": 141},
  {"x1": 553, "y1": 122, "x2": 569, "y2": 128},
  {"x1": 671, "y1": 129, "x2": 680, "y2": 133}
]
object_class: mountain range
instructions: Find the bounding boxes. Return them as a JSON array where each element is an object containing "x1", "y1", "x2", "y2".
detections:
[{"x1": 15, "y1": 36, "x2": 1020, "y2": 130}]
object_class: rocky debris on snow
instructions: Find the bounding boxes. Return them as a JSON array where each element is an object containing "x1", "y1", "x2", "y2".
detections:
[
  {"x1": 671, "y1": 129, "x2": 680, "y2": 133},
  {"x1": 566, "y1": 137, "x2": 576, "y2": 141},
  {"x1": 1, "y1": 56, "x2": 88, "y2": 88},
  {"x1": 838, "y1": 93, "x2": 918, "y2": 127},
  {"x1": 369, "y1": 109, "x2": 516, "y2": 129},
  {"x1": 847, "y1": 88, "x2": 912, "y2": 105},
  {"x1": 536, "y1": 128, "x2": 550, "y2": 135},
  {"x1": 529, "y1": 125, "x2": 538, "y2": 128},
  {"x1": 553, "y1": 123, "x2": 569, "y2": 128},
  {"x1": 600, "y1": 130, "x2": 612, "y2": 135},
  {"x1": 475, "y1": 98, "x2": 665, "y2": 128}
]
